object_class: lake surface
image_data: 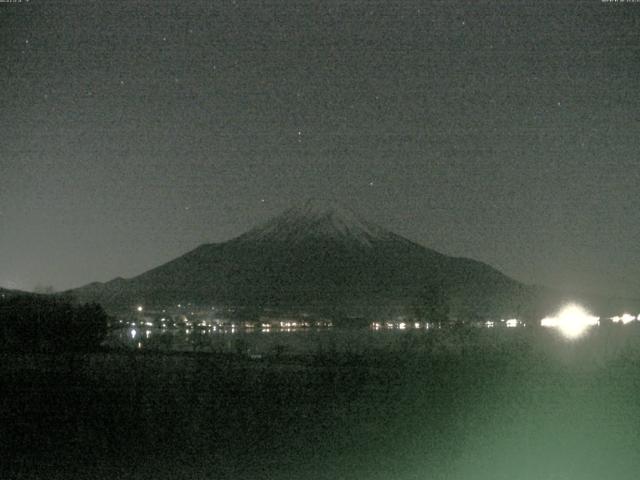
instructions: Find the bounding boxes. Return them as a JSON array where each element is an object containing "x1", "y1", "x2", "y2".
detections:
[
  {"x1": 108, "y1": 325, "x2": 422, "y2": 355},
  {"x1": 5, "y1": 325, "x2": 640, "y2": 479},
  {"x1": 106, "y1": 323, "x2": 527, "y2": 357}
]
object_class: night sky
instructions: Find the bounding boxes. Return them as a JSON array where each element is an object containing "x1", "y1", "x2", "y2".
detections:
[{"x1": 1, "y1": 1, "x2": 639, "y2": 297}]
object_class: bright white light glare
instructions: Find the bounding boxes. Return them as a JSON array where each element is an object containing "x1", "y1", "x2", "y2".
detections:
[
  {"x1": 541, "y1": 304, "x2": 599, "y2": 339},
  {"x1": 621, "y1": 314, "x2": 634, "y2": 324},
  {"x1": 612, "y1": 313, "x2": 636, "y2": 324},
  {"x1": 130, "y1": 328, "x2": 137, "y2": 339},
  {"x1": 485, "y1": 321, "x2": 494, "y2": 328},
  {"x1": 505, "y1": 319, "x2": 518, "y2": 328},
  {"x1": 136, "y1": 306, "x2": 143, "y2": 312}
]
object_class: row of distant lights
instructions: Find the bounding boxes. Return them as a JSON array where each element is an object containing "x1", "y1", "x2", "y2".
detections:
[
  {"x1": 372, "y1": 319, "x2": 522, "y2": 331},
  {"x1": 485, "y1": 319, "x2": 520, "y2": 328},
  {"x1": 135, "y1": 306, "x2": 330, "y2": 328},
  {"x1": 136, "y1": 305, "x2": 639, "y2": 341},
  {"x1": 372, "y1": 322, "x2": 432, "y2": 330},
  {"x1": 372, "y1": 306, "x2": 640, "y2": 340},
  {"x1": 131, "y1": 306, "x2": 332, "y2": 341},
  {"x1": 541, "y1": 305, "x2": 640, "y2": 339}
]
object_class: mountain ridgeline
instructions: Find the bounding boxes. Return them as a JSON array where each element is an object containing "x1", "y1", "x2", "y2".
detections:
[{"x1": 71, "y1": 201, "x2": 579, "y2": 320}]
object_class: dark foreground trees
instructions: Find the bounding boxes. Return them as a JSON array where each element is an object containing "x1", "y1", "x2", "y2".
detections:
[{"x1": 0, "y1": 295, "x2": 108, "y2": 352}]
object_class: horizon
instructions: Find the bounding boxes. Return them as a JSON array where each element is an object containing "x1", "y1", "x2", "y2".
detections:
[
  {"x1": 2, "y1": 1, "x2": 639, "y2": 298},
  {"x1": 19, "y1": 198, "x2": 640, "y2": 307},
  {"x1": 8, "y1": 197, "x2": 640, "y2": 302}
]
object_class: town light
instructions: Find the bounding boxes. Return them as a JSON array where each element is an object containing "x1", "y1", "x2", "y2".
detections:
[
  {"x1": 611, "y1": 313, "x2": 635, "y2": 324},
  {"x1": 541, "y1": 304, "x2": 599, "y2": 339}
]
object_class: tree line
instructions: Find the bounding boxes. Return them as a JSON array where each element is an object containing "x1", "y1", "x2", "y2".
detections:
[{"x1": 0, "y1": 294, "x2": 108, "y2": 352}]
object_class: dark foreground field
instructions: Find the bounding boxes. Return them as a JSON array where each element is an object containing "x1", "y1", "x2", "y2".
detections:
[{"x1": 3, "y1": 327, "x2": 640, "y2": 480}]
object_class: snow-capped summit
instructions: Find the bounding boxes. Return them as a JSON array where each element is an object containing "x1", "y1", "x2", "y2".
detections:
[
  {"x1": 70, "y1": 199, "x2": 533, "y2": 318},
  {"x1": 237, "y1": 199, "x2": 396, "y2": 246}
]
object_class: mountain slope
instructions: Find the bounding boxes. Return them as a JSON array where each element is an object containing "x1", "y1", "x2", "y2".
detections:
[
  {"x1": 70, "y1": 200, "x2": 544, "y2": 318},
  {"x1": 0, "y1": 287, "x2": 33, "y2": 299}
]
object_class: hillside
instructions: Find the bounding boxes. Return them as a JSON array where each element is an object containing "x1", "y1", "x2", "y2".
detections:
[{"x1": 69, "y1": 200, "x2": 600, "y2": 320}]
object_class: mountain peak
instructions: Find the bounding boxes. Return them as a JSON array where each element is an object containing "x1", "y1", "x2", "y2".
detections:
[
  {"x1": 289, "y1": 198, "x2": 352, "y2": 218},
  {"x1": 286, "y1": 198, "x2": 364, "y2": 225},
  {"x1": 70, "y1": 199, "x2": 532, "y2": 318},
  {"x1": 236, "y1": 199, "x2": 395, "y2": 246}
]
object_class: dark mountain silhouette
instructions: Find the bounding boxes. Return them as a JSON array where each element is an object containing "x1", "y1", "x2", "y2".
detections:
[{"x1": 69, "y1": 200, "x2": 618, "y2": 319}]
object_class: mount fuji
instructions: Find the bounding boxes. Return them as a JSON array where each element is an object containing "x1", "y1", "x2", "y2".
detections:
[{"x1": 70, "y1": 200, "x2": 544, "y2": 319}]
